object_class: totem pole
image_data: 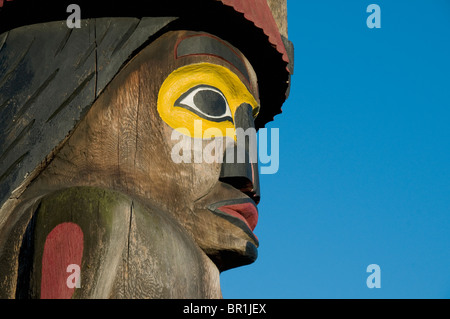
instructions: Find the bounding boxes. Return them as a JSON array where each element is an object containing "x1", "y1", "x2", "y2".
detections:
[{"x1": 0, "y1": 0, "x2": 294, "y2": 298}]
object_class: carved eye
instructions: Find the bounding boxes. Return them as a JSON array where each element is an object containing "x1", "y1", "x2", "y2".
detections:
[{"x1": 174, "y1": 85, "x2": 233, "y2": 123}]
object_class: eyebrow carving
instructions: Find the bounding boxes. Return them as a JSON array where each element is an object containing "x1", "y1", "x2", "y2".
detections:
[{"x1": 176, "y1": 34, "x2": 250, "y2": 83}]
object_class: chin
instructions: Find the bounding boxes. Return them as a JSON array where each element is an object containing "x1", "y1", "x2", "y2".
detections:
[
  {"x1": 207, "y1": 240, "x2": 258, "y2": 273},
  {"x1": 189, "y1": 206, "x2": 259, "y2": 272}
]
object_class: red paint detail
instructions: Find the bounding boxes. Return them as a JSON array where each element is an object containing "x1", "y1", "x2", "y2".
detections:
[
  {"x1": 220, "y1": 0, "x2": 290, "y2": 66},
  {"x1": 0, "y1": 0, "x2": 14, "y2": 8},
  {"x1": 218, "y1": 202, "x2": 258, "y2": 231},
  {"x1": 41, "y1": 222, "x2": 84, "y2": 299}
]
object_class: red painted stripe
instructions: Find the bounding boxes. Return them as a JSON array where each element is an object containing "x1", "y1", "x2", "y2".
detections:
[{"x1": 41, "y1": 222, "x2": 84, "y2": 299}]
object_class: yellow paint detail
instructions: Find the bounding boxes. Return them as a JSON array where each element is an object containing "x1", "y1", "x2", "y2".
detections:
[{"x1": 157, "y1": 63, "x2": 258, "y2": 139}]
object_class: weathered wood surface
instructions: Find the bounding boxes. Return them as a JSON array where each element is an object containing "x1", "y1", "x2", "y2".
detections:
[{"x1": 267, "y1": 0, "x2": 288, "y2": 38}]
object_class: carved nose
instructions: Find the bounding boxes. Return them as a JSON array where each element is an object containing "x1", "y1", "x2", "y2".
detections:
[{"x1": 220, "y1": 103, "x2": 260, "y2": 204}]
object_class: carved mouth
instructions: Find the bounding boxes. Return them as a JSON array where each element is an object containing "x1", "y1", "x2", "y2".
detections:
[{"x1": 208, "y1": 198, "x2": 259, "y2": 235}]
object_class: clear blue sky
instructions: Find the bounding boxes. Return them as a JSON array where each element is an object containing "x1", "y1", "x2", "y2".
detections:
[{"x1": 221, "y1": 0, "x2": 450, "y2": 299}]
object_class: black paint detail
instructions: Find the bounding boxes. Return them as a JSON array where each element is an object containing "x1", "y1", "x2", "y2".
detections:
[
  {"x1": 207, "y1": 242, "x2": 258, "y2": 273},
  {"x1": 15, "y1": 207, "x2": 39, "y2": 299},
  {"x1": 54, "y1": 28, "x2": 73, "y2": 57},
  {"x1": 0, "y1": 37, "x2": 35, "y2": 91},
  {"x1": 75, "y1": 42, "x2": 96, "y2": 70},
  {"x1": 46, "y1": 72, "x2": 95, "y2": 123},
  {"x1": 220, "y1": 103, "x2": 260, "y2": 203},
  {"x1": 194, "y1": 90, "x2": 227, "y2": 116},
  {"x1": 208, "y1": 197, "x2": 256, "y2": 212},
  {"x1": 0, "y1": 151, "x2": 29, "y2": 184},
  {"x1": 234, "y1": 102, "x2": 255, "y2": 131},
  {"x1": 0, "y1": 31, "x2": 8, "y2": 52},
  {"x1": 175, "y1": 85, "x2": 233, "y2": 123},
  {"x1": 13, "y1": 68, "x2": 60, "y2": 125},
  {"x1": 177, "y1": 34, "x2": 250, "y2": 83},
  {"x1": 0, "y1": 119, "x2": 35, "y2": 163},
  {"x1": 0, "y1": 97, "x2": 11, "y2": 111},
  {"x1": 111, "y1": 20, "x2": 140, "y2": 57}
]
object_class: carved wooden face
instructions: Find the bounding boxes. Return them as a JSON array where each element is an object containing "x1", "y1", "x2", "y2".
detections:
[
  {"x1": 48, "y1": 30, "x2": 261, "y2": 272},
  {"x1": 162, "y1": 31, "x2": 261, "y2": 271},
  {"x1": 141, "y1": 31, "x2": 261, "y2": 271}
]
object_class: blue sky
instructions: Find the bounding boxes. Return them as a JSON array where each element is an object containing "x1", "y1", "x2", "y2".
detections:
[{"x1": 221, "y1": 0, "x2": 450, "y2": 299}]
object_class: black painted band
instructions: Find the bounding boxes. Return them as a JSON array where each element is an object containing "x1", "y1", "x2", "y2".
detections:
[{"x1": 176, "y1": 34, "x2": 250, "y2": 83}]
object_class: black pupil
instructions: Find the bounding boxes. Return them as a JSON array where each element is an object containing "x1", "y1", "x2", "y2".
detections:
[{"x1": 193, "y1": 90, "x2": 227, "y2": 117}]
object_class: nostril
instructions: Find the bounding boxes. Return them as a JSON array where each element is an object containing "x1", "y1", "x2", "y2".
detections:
[
  {"x1": 219, "y1": 176, "x2": 260, "y2": 205},
  {"x1": 252, "y1": 194, "x2": 260, "y2": 205},
  {"x1": 246, "y1": 192, "x2": 260, "y2": 205}
]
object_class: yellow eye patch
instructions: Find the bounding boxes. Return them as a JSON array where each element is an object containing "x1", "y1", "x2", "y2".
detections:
[{"x1": 157, "y1": 63, "x2": 258, "y2": 139}]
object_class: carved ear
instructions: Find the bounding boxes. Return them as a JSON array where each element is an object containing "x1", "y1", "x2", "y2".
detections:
[
  {"x1": 11, "y1": 187, "x2": 222, "y2": 298},
  {"x1": 15, "y1": 187, "x2": 133, "y2": 299}
]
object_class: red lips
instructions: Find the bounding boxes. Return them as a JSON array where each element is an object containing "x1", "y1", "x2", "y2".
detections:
[{"x1": 217, "y1": 202, "x2": 258, "y2": 232}]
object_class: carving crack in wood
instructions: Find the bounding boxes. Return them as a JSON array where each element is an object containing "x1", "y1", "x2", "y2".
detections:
[
  {"x1": 126, "y1": 201, "x2": 134, "y2": 282},
  {"x1": 93, "y1": 19, "x2": 98, "y2": 98},
  {"x1": 0, "y1": 37, "x2": 35, "y2": 91},
  {"x1": 134, "y1": 73, "x2": 141, "y2": 171}
]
